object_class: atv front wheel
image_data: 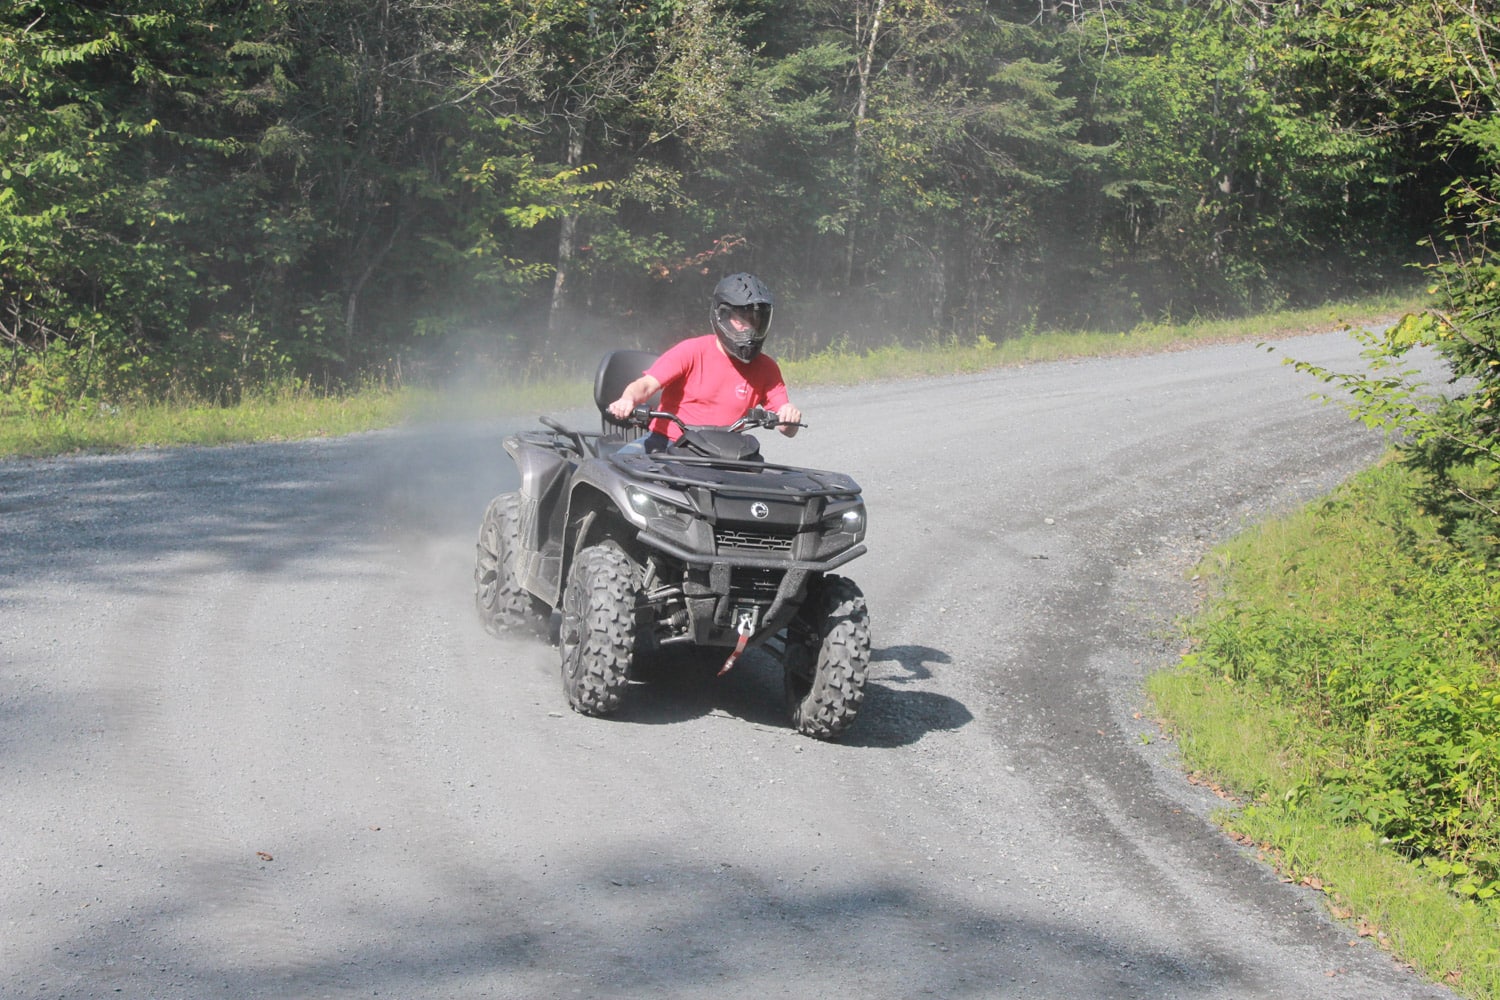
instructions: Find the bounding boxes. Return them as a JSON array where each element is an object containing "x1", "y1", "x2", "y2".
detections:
[
  {"x1": 784, "y1": 575, "x2": 871, "y2": 740},
  {"x1": 475, "y1": 493, "x2": 548, "y2": 636},
  {"x1": 559, "y1": 541, "x2": 639, "y2": 715}
]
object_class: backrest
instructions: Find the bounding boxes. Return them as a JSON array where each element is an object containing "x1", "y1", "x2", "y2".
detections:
[{"x1": 593, "y1": 349, "x2": 660, "y2": 440}]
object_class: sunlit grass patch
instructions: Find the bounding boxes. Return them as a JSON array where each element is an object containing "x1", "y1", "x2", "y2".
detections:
[
  {"x1": 782, "y1": 292, "x2": 1424, "y2": 386},
  {"x1": 0, "y1": 375, "x2": 597, "y2": 459},
  {"x1": 0, "y1": 384, "x2": 411, "y2": 457},
  {"x1": 1150, "y1": 459, "x2": 1500, "y2": 998}
]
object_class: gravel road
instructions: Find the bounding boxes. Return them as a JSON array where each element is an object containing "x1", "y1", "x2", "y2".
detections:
[{"x1": 1, "y1": 331, "x2": 1459, "y2": 999}]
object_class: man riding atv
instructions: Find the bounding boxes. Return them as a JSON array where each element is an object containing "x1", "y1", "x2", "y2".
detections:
[
  {"x1": 607, "y1": 273, "x2": 802, "y2": 452},
  {"x1": 475, "y1": 272, "x2": 871, "y2": 739}
]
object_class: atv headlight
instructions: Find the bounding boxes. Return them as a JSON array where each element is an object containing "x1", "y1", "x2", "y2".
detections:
[
  {"x1": 810, "y1": 500, "x2": 866, "y2": 559},
  {"x1": 626, "y1": 486, "x2": 691, "y2": 532},
  {"x1": 627, "y1": 486, "x2": 665, "y2": 518},
  {"x1": 822, "y1": 502, "x2": 865, "y2": 535}
]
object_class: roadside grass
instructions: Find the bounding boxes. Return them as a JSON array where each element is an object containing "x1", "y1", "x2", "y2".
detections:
[
  {"x1": 0, "y1": 291, "x2": 1419, "y2": 460},
  {"x1": 0, "y1": 385, "x2": 408, "y2": 457},
  {"x1": 781, "y1": 295, "x2": 1416, "y2": 384},
  {"x1": 1150, "y1": 460, "x2": 1500, "y2": 999},
  {"x1": 0, "y1": 375, "x2": 594, "y2": 459}
]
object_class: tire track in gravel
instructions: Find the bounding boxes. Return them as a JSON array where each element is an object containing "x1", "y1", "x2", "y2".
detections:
[{"x1": 2, "y1": 331, "x2": 1462, "y2": 999}]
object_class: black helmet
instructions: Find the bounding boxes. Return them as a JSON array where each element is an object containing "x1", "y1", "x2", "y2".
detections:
[{"x1": 711, "y1": 272, "x2": 774, "y2": 363}]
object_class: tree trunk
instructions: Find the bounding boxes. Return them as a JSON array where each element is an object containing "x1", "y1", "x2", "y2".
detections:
[
  {"x1": 344, "y1": 208, "x2": 405, "y2": 370},
  {"x1": 548, "y1": 123, "x2": 585, "y2": 342},
  {"x1": 844, "y1": 0, "x2": 885, "y2": 289}
]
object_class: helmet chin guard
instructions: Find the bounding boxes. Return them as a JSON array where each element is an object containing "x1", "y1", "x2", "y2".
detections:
[{"x1": 711, "y1": 273, "x2": 774, "y2": 362}]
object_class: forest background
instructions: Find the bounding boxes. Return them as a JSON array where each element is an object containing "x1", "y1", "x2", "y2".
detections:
[{"x1": 1, "y1": 0, "x2": 1482, "y2": 408}]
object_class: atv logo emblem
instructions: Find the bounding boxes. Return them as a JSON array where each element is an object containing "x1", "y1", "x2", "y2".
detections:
[{"x1": 750, "y1": 502, "x2": 770, "y2": 519}]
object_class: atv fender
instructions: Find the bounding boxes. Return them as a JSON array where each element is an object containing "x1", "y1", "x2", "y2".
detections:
[
  {"x1": 504, "y1": 436, "x2": 573, "y2": 599},
  {"x1": 559, "y1": 475, "x2": 630, "y2": 583}
]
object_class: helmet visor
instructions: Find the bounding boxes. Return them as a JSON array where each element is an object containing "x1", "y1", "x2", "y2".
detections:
[{"x1": 716, "y1": 302, "x2": 771, "y2": 342}]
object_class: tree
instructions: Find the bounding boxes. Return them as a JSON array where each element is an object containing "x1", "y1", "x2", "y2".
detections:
[
  {"x1": 1274, "y1": 1, "x2": 1500, "y2": 558},
  {"x1": 0, "y1": 0, "x2": 295, "y2": 403},
  {"x1": 1067, "y1": 0, "x2": 1414, "y2": 322},
  {"x1": 0, "y1": 0, "x2": 572, "y2": 397},
  {"x1": 1369, "y1": 0, "x2": 1500, "y2": 555},
  {"x1": 499, "y1": 0, "x2": 749, "y2": 345}
]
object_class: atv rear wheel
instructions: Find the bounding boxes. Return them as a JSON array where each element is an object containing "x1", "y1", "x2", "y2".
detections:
[
  {"x1": 784, "y1": 575, "x2": 870, "y2": 740},
  {"x1": 475, "y1": 493, "x2": 548, "y2": 636},
  {"x1": 559, "y1": 541, "x2": 639, "y2": 716}
]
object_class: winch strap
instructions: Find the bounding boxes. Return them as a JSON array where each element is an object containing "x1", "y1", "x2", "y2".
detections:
[{"x1": 718, "y1": 630, "x2": 751, "y2": 676}]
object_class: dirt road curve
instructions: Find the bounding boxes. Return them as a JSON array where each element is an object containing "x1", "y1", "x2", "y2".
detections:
[{"x1": 2, "y1": 331, "x2": 1457, "y2": 999}]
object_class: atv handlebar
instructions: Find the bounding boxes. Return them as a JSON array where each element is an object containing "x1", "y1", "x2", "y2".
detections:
[
  {"x1": 628, "y1": 405, "x2": 806, "y2": 433},
  {"x1": 734, "y1": 406, "x2": 807, "y2": 432}
]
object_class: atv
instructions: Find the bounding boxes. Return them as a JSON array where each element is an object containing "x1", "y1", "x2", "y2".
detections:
[{"x1": 474, "y1": 349, "x2": 872, "y2": 739}]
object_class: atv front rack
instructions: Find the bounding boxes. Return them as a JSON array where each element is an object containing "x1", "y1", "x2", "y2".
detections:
[
  {"x1": 612, "y1": 452, "x2": 862, "y2": 499},
  {"x1": 636, "y1": 533, "x2": 867, "y2": 573}
]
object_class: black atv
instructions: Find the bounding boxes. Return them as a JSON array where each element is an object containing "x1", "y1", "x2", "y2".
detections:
[{"x1": 475, "y1": 350, "x2": 871, "y2": 739}]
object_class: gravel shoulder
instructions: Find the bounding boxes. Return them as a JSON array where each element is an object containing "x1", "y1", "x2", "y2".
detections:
[{"x1": 0, "y1": 331, "x2": 1457, "y2": 999}]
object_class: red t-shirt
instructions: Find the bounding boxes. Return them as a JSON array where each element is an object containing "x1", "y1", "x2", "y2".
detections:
[{"x1": 644, "y1": 335, "x2": 790, "y2": 440}]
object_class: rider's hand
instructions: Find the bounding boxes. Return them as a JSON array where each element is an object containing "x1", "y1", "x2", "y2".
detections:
[
  {"x1": 607, "y1": 397, "x2": 635, "y2": 420},
  {"x1": 776, "y1": 402, "x2": 801, "y2": 437}
]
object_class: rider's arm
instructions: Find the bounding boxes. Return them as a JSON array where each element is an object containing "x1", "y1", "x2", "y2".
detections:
[
  {"x1": 763, "y1": 374, "x2": 799, "y2": 438},
  {"x1": 607, "y1": 374, "x2": 662, "y2": 420},
  {"x1": 775, "y1": 402, "x2": 801, "y2": 437}
]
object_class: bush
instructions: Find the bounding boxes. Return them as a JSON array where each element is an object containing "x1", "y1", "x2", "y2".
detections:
[{"x1": 1188, "y1": 463, "x2": 1500, "y2": 902}]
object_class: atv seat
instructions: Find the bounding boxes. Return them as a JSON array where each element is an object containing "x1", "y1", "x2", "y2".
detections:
[{"x1": 594, "y1": 349, "x2": 660, "y2": 443}]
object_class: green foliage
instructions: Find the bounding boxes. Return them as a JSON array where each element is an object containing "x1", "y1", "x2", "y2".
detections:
[
  {"x1": 1184, "y1": 462, "x2": 1500, "y2": 905},
  {"x1": 1074, "y1": 0, "x2": 1416, "y2": 319},
  {"x1": 1269, "y1": 1, "x2": 1500, "y2": 561},
  {"x1": 1, "y1": 1, "x2": 314, "y2": 401},
  {"x1": 0, "y1": 0, "x2": 1453, "y2": 406}
]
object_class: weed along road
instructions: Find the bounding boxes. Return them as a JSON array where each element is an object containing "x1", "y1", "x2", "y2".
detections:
[{"x1": 1, "y1": 331, "x2": 1458, "y2": 999}]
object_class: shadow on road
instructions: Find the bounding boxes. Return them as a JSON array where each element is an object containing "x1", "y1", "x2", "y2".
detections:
[
  {"x1": 596, "y1": 643, "x2": 972, "y2": 748},
  {"x1": 0, "y1": 425, "x2": 516, "y2": 600},
  {"x1": 8, "y1": 835, "x2": 1229, "y2": 1000}
]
